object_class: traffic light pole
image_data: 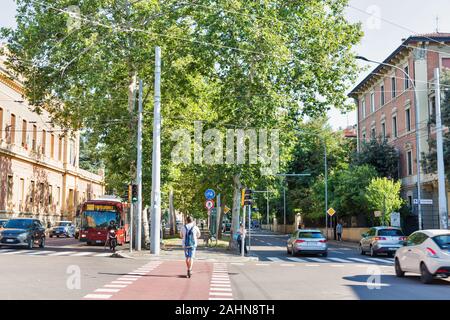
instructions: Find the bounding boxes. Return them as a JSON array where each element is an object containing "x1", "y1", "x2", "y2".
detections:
[{"x1": 136, "y1": 79, "x2": 143, "y2": 251}]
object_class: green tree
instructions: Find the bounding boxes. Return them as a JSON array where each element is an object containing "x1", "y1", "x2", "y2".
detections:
[
  {"x1": 1, "y1": 0, "x2": 362, "y2": 244},
  {"x1": 353, "y1": 138, "x2": 399, "y2": 179},
  {"x1": 365, "y1": 177, "x2": 403, "y2": 226},
  {"x1": 331, "y1": 164, "x2": 378, "y2": 218}
]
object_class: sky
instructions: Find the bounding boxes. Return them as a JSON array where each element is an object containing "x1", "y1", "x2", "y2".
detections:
[{"x1": 1, "y1": 0, "x2": 450, "y2": 130}]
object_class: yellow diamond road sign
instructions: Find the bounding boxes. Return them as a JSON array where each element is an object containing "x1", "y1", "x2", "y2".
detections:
[
  {"x1": 327, "y1": 208, "x2": 336, "y2": 216},
  {"x1": 224, "y1": 206, "x2": 230, "y2": 214}
]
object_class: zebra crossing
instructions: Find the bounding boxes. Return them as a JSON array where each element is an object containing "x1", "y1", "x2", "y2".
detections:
[
  {"x1": 265, "y1": 255, "x2": 394, "y2": 265},
  {"x1": 0, "y1": 248, "x2": 113, "y2": 258}
]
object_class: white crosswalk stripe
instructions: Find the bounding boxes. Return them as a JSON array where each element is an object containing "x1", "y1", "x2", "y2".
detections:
[
  {"x1": 367, "y1": 258, "x2": 394, "y2": 264},
  {"x1": 0, "y1": 249, "x2": 113, "y2": 257},
  {"x1": 305, "y1": 257, "x2": 327, "y2": 263},
  {"x1": 258, "y1": 255, "x2": 393, "y2": 265},
  {"x1": 327, "y1": 257, "x2": 350, "y2": 263},
  {"x1": 267, "y1": 257, "x2": 283, "y2": 262},
  {"x1": 347, "y1": 257, "x2": 376, "y2": 264},
  {"x1": 286, "y1": 257, "x2": 308, "y2": 263}
]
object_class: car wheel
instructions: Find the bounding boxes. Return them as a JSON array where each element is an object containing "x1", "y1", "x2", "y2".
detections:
[
  {"x1": 387, "y1": 252, "x2": 394, "y2": 258},
  {"x1": 394, "y1": 258, "x2": 405, "y2": 277},
  {"x1": 57, "y1": 235, "x2": 60, "y2": 238},
  {"x1": 49, "y1": 235, "x2": 53, "y2": 238},
  {"x1": 291, "y1": 248, "x2": 296, "y2": 257},
  {"x1": 27, "y1": 238, "x2": 33, "y2": 250},
  {"x1": 39, "y1": 237, "x2": 45, "y2": 248},
  {"x1": 358, "y1": 245, "x2": 365, "y2": 255},
  {"x1": 322, "y1": 252, "x2": 328, "y2": 257},
  {"x1": 286, "y1": 247, "x2": 290, "y2": 254},
  {"x1": 370, "y1": 246, "x2": 377, "y2": 257},
  {"x1": 420, "y1": 263, "x2": 434, "y2": 284}
]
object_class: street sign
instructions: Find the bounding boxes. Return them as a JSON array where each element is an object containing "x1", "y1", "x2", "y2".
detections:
[
  {"x1": 205, "y1": 200, "x2": 215, "y2": 210},
  {"x1": 374, "y1": 211, "x2": 382, "y2": 217},
  {"x1": 413, "y1": 199, "x2": 433, "y2": 205},
  {"x1": 224, "y1": 205, "x2": 230, "y2": 214},
  {"x1": 391, "y1": 212, "x2": 401, "y2": 227},
  {"x1": 327, "y1": 207, "x2": 336, "y2": 216},
  {"x1": 205, "y1": 189, "x2": 215, "y2": 200}
]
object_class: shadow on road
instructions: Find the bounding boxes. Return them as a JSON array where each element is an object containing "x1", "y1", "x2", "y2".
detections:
[{"x1": 343, "y1": 274, "x2": 450, "y2": 300}]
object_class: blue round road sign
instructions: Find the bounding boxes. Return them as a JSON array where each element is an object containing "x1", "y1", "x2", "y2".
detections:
[{"x1": 205, "y1": 189, "x2": 215, "y2": 200}]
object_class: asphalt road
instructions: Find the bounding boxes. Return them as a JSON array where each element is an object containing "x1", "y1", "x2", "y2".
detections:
[
  {"x1": 227, "y1": 229, "x2": 450, "y2": 300},
  {"x1": 0, "y1": 231, "x2": 449, "y2": 300}
]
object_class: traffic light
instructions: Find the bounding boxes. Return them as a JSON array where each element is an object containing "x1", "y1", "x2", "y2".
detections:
[
  {"x1": 131, "y1": 184, "x2": 138, "y2": 203},
  {"x1": 244, "y1": 188, "x2": 253, "y2": 206},
  {"x1": 241, "y1": 188, "x2": 246, "y2": 207}
]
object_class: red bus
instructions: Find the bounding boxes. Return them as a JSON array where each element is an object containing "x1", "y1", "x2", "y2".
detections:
[{"x1": 79, "y1": 197, "x2": 129, "y2": 246}]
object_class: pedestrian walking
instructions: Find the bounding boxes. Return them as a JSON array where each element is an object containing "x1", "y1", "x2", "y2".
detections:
[
  {"x1": 237, "y1": 223, "x2": 248, "y2": 254},
  {"x1": 336, "y1": 221, "x2": 343, "y2": 241},
  {"x1": 180, "y1": 216, "x2": 201, "y2": 278}
]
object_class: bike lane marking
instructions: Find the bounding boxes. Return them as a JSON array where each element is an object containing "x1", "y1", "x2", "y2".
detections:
[
  {"x1": 110, "y1": 260, "x2": 213, "y2": 300},
  {"x1": 83, "y1": 261, "x2": 162, "y2": 300}
]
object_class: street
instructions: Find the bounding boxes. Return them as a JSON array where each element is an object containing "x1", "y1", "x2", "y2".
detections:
[{"x1": 0, "y1": 230, "x2": 448, "y2": 300}]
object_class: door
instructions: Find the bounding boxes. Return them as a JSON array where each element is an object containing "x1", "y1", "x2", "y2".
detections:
[
  {"x1": 362, "y1": 228, "x2": 375, "y2": 250},
  {"x1": 402, "y1": 232, "x2": 427, "y2": 272}
]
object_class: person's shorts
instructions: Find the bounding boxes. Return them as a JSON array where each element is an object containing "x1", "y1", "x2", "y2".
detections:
[{"x1": 184, "y1": 247, "x2": 196, "y2": 258}]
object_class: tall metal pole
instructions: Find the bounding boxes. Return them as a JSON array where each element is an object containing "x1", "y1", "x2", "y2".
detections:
[
  {"x1": 129, "y1": 190, "x2": 133, "y2": 253},
  {"x1": 248, "y1": 204, "x2": 251, "y2": 251},
  {"x1": 435, "y1": 68, "x2": 449, "y2": 229},
  {"x1": 136, "y1": 79, "x2": 143, "y2": 251},
  {"x1": 216, "y1": 193, "x2": 221, "y2": 244},
  {"x1": 241, "y1": 205, "x2": 245, "y2": 257},
  {"x1": 266, "y1": 188, "x2": 269, "y2": 225},
  {"x1": 283, "y1": 181, "x2": 286, "y2": 234},
  {"x1": 150, "y1": 46, "x2": 161, "y2": 254},
  {"x1": 324, "y1": 141, "x2": 328, "y2": 240}
]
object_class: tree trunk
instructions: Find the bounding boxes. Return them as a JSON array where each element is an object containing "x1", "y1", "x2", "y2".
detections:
[
  {"x1": 218, "y1": 194, "x2": 226, "y2": 239},
  {"x1": 229, "y1": 174, "x2": 241, "y2": 249},
  {"x1": 169, "y1": 188, "x2": 176, "y2": 235},
  {"x1": 142, "y1": 205, "x2": 150, "y2": 248}
]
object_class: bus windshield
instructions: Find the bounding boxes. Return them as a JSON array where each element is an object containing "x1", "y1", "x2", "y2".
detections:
[{"x1": 82, "y1": 210, "x2": 119, "y2": 229}]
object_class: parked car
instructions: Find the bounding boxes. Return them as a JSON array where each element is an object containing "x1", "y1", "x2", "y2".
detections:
[
  {"x1": 395, "y1": 229, "x2": 450, "y2": 284},
  {"x1": 0, "y1": 218, "x2": 46, "y2": 249},
  {"x1": 359, "y1": 226, "x2": 406, "y2": 257},
  {"x1": 287, "y1": 229, "x2": 328, "y2": 257},
  {"x1": 49, "y1": 221, "x2": 75, "y2": 238},
  {"x1": 0, "y1": 219, "x2": 8, "y2": 229}
]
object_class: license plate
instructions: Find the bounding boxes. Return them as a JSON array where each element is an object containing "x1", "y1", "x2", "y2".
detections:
[
  {"x1": 389, "y1": 248, "x2": 397, "y2": 250},
  {"x1": 6, "y1": 239, "x2": 14, "y2": 243},
  {"x1": 96, "y1": 240, "x2": 102, "y2": 243},
  {"x1": 307, "y1": 242, "x2": 319, "y2": 246}
]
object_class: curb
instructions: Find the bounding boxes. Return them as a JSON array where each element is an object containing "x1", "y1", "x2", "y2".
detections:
[{"x1": 115, "y1": 250, "x2": 259, "y2": 262}]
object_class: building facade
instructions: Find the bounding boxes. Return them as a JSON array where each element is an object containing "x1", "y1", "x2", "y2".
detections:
[
  {"x1": 350, "y1": 33, "x2": 450, "y2": 229},
  {"x1": 0, "y1": 57, "x2": 104, "y2": 225}
]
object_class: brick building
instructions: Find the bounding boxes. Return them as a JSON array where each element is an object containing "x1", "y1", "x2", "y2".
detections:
[
  {"x1": 0, "y1": 56, "x2": 104, "y2": 225},
  {"x1": 350, "y1": 33, "x2": 450, "y2": 229}
]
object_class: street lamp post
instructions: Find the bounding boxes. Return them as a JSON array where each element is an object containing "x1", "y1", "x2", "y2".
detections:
[
  {"x1": 356, "y1": 56, "x2": 423, "y2": 230},
  {"x1": 276, "y1": 173, "x2": 311, "y2": 234}
]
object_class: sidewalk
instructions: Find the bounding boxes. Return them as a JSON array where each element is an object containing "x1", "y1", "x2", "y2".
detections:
[
  {"x1": 327, "y1": 239, "x2": 359, "y2": 248},
  {"x1": 116, "y1": 237, "x2": 258, "y2": 262}
]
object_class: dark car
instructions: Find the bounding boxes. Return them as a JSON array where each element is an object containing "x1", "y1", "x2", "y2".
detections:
[
  {"x1": 49, "y1": 221, "x2": 75, "y2": 238},
  {"x1": 0, "y1": 219, "x2": 8, "y2": 229},
  {"x1": 0, "y1": 218, "x2": 46, "y2": 249}
]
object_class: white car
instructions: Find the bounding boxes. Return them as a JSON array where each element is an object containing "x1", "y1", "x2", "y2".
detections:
[{"x1": 394, "y1": 229, "x2": 450, "y2": 284}]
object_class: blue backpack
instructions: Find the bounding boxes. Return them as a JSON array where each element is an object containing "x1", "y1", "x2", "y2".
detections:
[{"x1": 185, "y1": 225, "x2": 195, "y2": 248}]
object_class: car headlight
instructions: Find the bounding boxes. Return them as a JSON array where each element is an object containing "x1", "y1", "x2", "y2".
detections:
[{"x1": 18, "y1": 232, "x2": 28, "y2": 240}]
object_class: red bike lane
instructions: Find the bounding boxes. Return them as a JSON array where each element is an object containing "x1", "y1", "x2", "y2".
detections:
[{"x1": 109, "y1": 260, "x2": 214, "y2": 300}]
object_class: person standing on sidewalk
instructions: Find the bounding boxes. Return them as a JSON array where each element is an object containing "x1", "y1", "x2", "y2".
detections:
[
  {"x1": 180, "y1": 216, "x2": 201, "y2": 278},
  {"x1": 237, "y1": 223, "x2": 248, "y2": 254},
  {"x1": 336, "y1": 221, "x2": 343, "y2": 241}
]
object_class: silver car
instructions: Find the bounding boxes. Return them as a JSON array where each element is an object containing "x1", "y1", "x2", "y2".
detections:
[
  {"x1": 287, "y1": 229, "x2": 328, "y2": 257},
  {"x1": 359, "y1": 226, "x2": 406, "y2": 257}
]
